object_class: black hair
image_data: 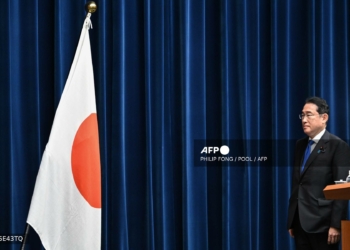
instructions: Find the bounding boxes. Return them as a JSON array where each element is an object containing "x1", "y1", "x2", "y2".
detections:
[{"x1": 305, "y1": 96, "x2": 329, "y2": 115}]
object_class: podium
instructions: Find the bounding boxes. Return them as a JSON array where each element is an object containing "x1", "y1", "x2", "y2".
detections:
[{"x1": 324, "y1": 183, "x2": 350, "y2": 250}]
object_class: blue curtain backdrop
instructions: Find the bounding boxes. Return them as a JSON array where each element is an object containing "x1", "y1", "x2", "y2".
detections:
[{"x1": 1, "y1": 0, "x2": 350, "y2": 249}]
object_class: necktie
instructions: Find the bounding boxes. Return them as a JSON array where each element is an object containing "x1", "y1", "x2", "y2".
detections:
[{"x1": 301, "y1": 140, "x2": 314, "y2": 173}]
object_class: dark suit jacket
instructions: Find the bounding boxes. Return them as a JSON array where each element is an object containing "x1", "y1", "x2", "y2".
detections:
[{"x1": 287, "y1": 130, "x2": 350, "y2": 233}]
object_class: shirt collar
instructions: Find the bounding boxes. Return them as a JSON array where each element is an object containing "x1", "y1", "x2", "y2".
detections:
[{"x1": 309, "y1": 129, "x2": 326, "y2": 144}]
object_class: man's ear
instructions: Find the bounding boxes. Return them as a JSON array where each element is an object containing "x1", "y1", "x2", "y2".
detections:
[{"x1": 322, "y1": 113, "x2": 329, "y2": 124}]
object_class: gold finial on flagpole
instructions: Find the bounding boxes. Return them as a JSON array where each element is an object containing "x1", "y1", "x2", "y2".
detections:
[{"x1": 85, "y1": 1, "x2": 97, "y2": 14}]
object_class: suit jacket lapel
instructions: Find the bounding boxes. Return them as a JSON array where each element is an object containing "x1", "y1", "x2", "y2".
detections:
[{"x1": 300, "y1": 130, "x2": 330, "y2": 178}]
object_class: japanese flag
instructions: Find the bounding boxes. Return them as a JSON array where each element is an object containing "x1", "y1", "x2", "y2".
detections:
[{"x1": 27, "y1": 15, "x2": 101, "y2": 249}]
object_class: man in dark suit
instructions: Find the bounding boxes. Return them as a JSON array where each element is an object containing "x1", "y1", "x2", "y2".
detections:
[{"x1": 287, "y1": 97, "x2": 350, "y2": 249}]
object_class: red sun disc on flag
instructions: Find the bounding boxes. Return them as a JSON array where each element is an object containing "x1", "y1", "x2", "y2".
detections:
[{"x1": 71, "y1": 113, "x2": 101, "y2": 208}]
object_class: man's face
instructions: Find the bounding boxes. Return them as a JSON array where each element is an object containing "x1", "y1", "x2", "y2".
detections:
[{"x1": 301, "y1": 103, "x2": 328, "y2": 138}]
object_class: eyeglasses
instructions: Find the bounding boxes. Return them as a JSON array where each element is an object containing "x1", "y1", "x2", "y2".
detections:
[{"x1": 299, "y1": 113, "x2": 323, "y2": 120}]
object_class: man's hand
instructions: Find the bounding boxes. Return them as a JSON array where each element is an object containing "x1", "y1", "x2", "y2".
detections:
[
  {"x1": 288, "y1": 229, "x2": 294, "y2": 238},
  {"x1": 328, "y1": 227, "x2": 340, "y2": 244}
]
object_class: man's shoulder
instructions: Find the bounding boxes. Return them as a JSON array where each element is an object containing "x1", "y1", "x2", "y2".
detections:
[
  {"x1": 295, "y1": 137, "x2": 308, "y2": 147},
  {"x1": 323, "y1": 130, "x2": 349, "y2": 146},
  {"x1": 295, "y1": 131, "x2": 348, "y2": 146},
  {"x1": 296, "y1": 136, "x2": 308, "y2": 143}
]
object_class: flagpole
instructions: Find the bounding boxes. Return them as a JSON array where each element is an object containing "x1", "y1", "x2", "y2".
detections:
[
  {"x1": 20, "y1": 224, "x2": 30, "y2": 250},
  {"x1": 20, "y1": 3, "x2": 97, "y2": 249}
]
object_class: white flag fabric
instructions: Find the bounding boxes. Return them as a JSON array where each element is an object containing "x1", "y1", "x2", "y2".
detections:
[{"x1": 27, "y1": 15, "x2": 101, "y2": 250}]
